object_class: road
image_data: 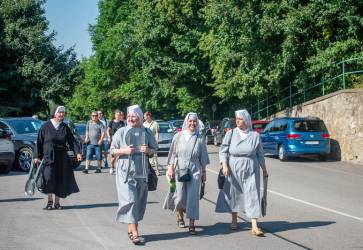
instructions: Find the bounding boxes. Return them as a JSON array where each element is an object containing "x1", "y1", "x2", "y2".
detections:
[{"x1": 1, "y1": 145, "x2": 363, "y2": 250}]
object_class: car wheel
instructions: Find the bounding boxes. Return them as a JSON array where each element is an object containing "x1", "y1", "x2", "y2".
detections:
[
  {"x1": 318, "y1": 154, "x2": 328, "y2": 161},
  {"x1": 16, "y1": 147, "x2": 33, "y2": 172},
  {"x1": 278, "y1": 145, "x2": 288, "y2": 161}
]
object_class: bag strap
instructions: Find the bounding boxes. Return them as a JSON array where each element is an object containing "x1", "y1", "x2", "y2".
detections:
[{"x1": 176, "y1": 133, "x2": 198, "y2": 171}]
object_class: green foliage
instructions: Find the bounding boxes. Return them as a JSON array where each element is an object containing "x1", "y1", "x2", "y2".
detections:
[{"x1": 0, "y1": 0, "x2": 80, "y2": 117}]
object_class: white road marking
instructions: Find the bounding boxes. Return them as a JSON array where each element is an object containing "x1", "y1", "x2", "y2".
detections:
[{"x1": 206, "y1": 168, "x2": 363, "y2": 222}]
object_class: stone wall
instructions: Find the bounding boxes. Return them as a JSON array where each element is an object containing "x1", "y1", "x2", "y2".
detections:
[{"x1": 267, "y1": 89, "x2": 363, "y2": 165}]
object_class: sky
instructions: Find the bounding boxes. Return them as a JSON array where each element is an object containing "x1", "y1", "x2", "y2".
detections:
[{"x1": 44, "y1": 0, "x2": 99, "y2": 59}]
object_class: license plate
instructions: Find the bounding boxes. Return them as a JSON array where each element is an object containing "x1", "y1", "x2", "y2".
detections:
[{"x1": 305, "y1": 141, "x2": 319, "y2": 145}]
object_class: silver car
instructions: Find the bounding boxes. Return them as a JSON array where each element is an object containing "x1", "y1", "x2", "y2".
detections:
[
  {"x1": 0, "y1": 128, "x2": 15, "y2": 174},
  {"x1": 157, "y1": 121, "x2": 174, "y2": 154}
]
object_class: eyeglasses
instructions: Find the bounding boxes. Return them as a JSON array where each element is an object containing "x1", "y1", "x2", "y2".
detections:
[{"x1": 92, "y1": 115, "x2": 98, "y2": 117}]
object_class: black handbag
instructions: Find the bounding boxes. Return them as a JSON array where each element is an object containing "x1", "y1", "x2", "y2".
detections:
[
  {"x1": 175, "y1": 135, "x2": 198, "y2": 182},
  {"x1": 217, "y1": 168, "x2": 225, "y2": 189},
  {"x1": 148, "y1": 164, "x2": 158, "y2": 191}
]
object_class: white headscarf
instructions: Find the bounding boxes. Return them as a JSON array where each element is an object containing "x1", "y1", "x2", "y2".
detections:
[
  {"x1": 127, "y1": 105, "x2": 143, "y2": 127},
  {"x1": 54, "y1": 106, "x2": 65, "y2": 115},
  {"x1": 182, "y1": 112, "x2": 200, "y2": 136},
  {"x1": 235, "y1": 109, "x2": 253, "y2": 131}
]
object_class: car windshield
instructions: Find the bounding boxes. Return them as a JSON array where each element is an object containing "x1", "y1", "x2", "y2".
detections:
[
  {"x1": 75, "y1": 124, "x2": 86, "y2": 135},
  {"x1": 7, "y1": 119, "x2": 42, "y2": 134},
  {"x1": 171, "y1": 120, "x2": 183, "y2": 128},
  {"x1": 293, "y1": 120, "x2": 327, "y2": 132},
  {"x1": 159, "y1": 123, "x2": 171, "y2": 133}
]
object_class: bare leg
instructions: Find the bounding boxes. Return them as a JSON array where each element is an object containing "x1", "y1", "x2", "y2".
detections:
[
  {"x1": 251, "y1": 218, "x2": 263, "y2": 236},
  {"x1": 85, "y1": 160, "x2": 90, "y2": 170},
  {"x1": 177, "y1": 209, "x2": 185, "y2": 228},
  {"x1": 189, "y1": 219, "x2": 196, "y2": 234},
  {"x1": 231, "y1": 212, "x2": 238, "y2": 229}
]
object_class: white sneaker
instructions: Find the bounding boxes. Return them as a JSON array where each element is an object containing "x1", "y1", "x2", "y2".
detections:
[{"x1": 109, "y1": 168, "x2": 115, "y2": 175}]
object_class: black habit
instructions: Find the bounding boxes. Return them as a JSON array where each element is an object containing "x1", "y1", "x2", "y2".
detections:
[{"x1": 37, "y1": 120, "x2": 80, "y2": 198}]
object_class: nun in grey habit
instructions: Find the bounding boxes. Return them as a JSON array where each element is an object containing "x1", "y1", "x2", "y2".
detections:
[
  {"x1": 164, "y1": 112, "x2": 210, "y2": 235},
  {"x1": 215, "y1": 109, "x2": 268, "y2": 236},
  {"x1": 110, "y1": 105, "x2": 158, "y2": 245}
]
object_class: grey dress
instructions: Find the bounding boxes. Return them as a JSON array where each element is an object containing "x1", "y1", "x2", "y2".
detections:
[
  {"x1": 215, "y1": 129, "x2": 265, "y2": 218},
  {"x1": 163, "y1": 132, "x2": 210, "y2": 220},
  {"x1": 110, "y1": 126, "x2": 158, "y2": 224}
]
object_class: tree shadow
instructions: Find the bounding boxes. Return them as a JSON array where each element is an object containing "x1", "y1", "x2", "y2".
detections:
[
  {"x1": 0, "y1": 197, "x2": 43, "y2": 202},
  {"x1": 62, "y1": 201, "x2": 159, "y2": 210},
  {"x1": 259, "y1": 220, "x2": 335, "y2": 233},
  {"x1": 0, "y1": 170, "x2": 28, "y2": 177}
]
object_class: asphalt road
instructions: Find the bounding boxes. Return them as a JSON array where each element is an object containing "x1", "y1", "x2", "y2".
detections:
[{"x1": 1, "y1": 145, "x2": 363, "y2": 250}]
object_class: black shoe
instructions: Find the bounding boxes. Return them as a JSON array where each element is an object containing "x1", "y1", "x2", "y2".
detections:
[
  {"x1": 82, "y1": 169, "x2": 88, "y2": 174},
  {"x1": 95, "y1": 168, "x2": 101, "y2": 173}
]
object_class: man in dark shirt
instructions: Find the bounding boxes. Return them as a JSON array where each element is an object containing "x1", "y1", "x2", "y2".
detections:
[{"x1": 106, "y1": 109, "x2": 126, "y2": 174}]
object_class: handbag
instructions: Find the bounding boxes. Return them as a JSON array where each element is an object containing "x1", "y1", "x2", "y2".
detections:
[
  {"x1": 175, "y1": 135, "x2": 198, "y2": 182},
  {"x1": 147, "y1": 164, "x2": 158, "y2": 191},
  {"x1": 218, "y1": 129, "x2": 233, "y2": 189}
]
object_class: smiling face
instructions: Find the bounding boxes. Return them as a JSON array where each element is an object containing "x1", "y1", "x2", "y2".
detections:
[
  {"x1": 187, "y1": 117, "x2": 198, "y2": 132},
  {"x1": 236, "y1": 116, "x2": 247, "y2": 130},
  {"x1": 54, "y1": 111, "x2": 65, "y2": 122},
  {"x1": 127, "y1": 113, "x2": 140, "y2": 127}
]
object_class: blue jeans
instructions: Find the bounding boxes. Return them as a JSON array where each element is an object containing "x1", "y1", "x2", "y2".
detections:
[{"x1": 86, "y1": 144, "x2": 102, "y2": 161}]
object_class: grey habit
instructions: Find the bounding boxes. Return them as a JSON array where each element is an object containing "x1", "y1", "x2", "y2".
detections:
[
  {"x1": 111, "y1": 126, "x2": 158, "y2": 223},
  {"x1": 163, "y1": 132, "x2": 210, "y2": 220},
  {"x1": 215, "y1": 129, "x2": 265, "y2": 218}
]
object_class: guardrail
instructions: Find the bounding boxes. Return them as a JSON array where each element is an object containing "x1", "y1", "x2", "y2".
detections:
[{"x1": 250, "y1": 56, "x2": 363, "y2": 119}]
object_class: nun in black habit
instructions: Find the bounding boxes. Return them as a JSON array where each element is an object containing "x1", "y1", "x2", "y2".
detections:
[{"x1": 35, "y1": 106, "x2": 82, "y2": 210}]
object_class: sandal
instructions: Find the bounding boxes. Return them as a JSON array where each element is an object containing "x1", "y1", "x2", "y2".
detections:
[
  {"x1": 54, "y1": 203, "x2": 63, "y2": 210},
  {"x1": 251, "y1": 228, "x2": 264, "y2": 236},
  {"x1": 131, "y1": 235, "x2": 143, "y2": 245},
  {"x1": 44, "y1": 200, "x2": 53, "y2": 210},
  {"x1": 230, "y1": 223, "x2": 238, "y2": 230},
  {"x1": 177, "y1": 217, "x2": 185, "y2": 228},
  {"x1": 188, "y1": 226, "x2": 197, "y2": 235},
  {"x1": 127, "y1": 232, "x2": 133, "y2": 240}
]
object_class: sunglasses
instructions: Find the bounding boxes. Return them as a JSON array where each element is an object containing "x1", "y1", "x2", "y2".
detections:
[{"x1": 92, "y1": 115, "x2": 98, "y2": 117}]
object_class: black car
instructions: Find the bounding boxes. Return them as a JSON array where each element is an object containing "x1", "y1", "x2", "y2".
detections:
[
  {"x1": 0, "y1": 117, "x2": 85, "y2": 172},
  {"x1": 213, "y1": 118, "x2": 236, "y2": 146}
]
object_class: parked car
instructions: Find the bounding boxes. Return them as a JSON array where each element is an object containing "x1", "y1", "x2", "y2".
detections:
[
  {"x1": 0, "y1": 117, "x2": 42, "y2": 171},
  {"x1": 157, "y1": 121, "x2": 174, "y2": 154},
  {"x1": 252, "y1": 120, "x2": 270, "y2": 133},
  {"x1": 213, "y1": 118, "x2": 236, "y2": 146},
  {"x1": 0, "y1": 128, "x2": 15, "y2": 174},
  {"x1": 75, "y1": 123, "x2": 87, "y2": 141},
  {"x1": 205, "y1": 120, "x2": 220, "y2": 144},
  {"x1": 64, "y1": 120, "x2": 87, "y2": 168},
  {"x1": 260, "y1": 117, "x2": 330, "y2": 161},
  {"x1": 169, "y1": 119, "x2": 184, "y2": 133}
]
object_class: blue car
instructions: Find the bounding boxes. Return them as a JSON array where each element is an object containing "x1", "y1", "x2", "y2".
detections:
[{"x1": 260, "y1": 117, "x2": 330, "y2": 161}]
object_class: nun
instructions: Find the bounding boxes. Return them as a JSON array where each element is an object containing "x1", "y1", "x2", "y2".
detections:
[
  {"x1": 165, "y1": 112, "x2": 210, "y2": 235},
  {"x1": 34, "y1": 106, "x2": 82, "y2": 210},
  {"x1": 215, "y1": 109, "x2": 268, "y2": 236},
  {"x1": 110, "y1": 105, "x2": 158, "y2": 245}
]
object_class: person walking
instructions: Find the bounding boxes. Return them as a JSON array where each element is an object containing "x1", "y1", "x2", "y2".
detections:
[
  {"x1": 143, "y1": 111, "x2": 162, "y2": 176},
  {"x1": 83, "y1": 111, "x2": 104, "y2": 174},
  {"x1": 34, "y1": 106, "x2": 82, "y2": 210},
  {"x1": 107, "y1": 109, "x2": 126, "y2": 174},
  {"x1": 98, "y1": 110, "x2": 109, "y2": 168},
  {"x1": 164, "y1": 112, "x2": 210, "y2": 235},
  {"x1": 110, "y1": 105, "x2": 158, "y2": 245},
  {"x1": 215, "y1": 109, "x2": 268, "y2": 236}
]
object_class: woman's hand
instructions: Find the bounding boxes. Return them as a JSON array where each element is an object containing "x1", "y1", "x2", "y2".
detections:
[
  {"x1": 34, "y1": 158, "x2": 41, "y2": 165},
  {"x1": 122, "y1": 145, "x2": 134, "y2": 155},
  {"x1": 76, "y1": 154, "x2": 82, "y2": 161},
  {"x1": 262, "y1": 168, "x2": 268, "y2": 177},
  {"x1": 222, "y1": 162, "x2": 229, "y2": 176},
  {"x1": 167, "y1": 165, "x2": 175, "y2": 179},
  {"x1": 140, "y1": 144, "x2": 150, "y2": 155},
  {"x1": 201, "y1": 171, "x2": 207, "y2": 182}
]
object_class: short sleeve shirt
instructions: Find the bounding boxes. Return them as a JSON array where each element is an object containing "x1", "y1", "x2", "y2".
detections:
[
  {"x1": 87, "y1": 120, "x2": 104, "y2": 145},
  {"x1": 143, "y1": 120, "x2": 159, "y2": 135}
]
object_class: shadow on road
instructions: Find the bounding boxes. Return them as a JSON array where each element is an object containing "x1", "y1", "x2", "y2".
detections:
[
  {"x1": 260, "y1": 220, "x2": 335, "y2": 233},
  {"x1": 0, "y1": 197, "x2": 43, "y2": 202},
  {"x1": 63, "y1": 201, "x2": 159, "y2": 210}
]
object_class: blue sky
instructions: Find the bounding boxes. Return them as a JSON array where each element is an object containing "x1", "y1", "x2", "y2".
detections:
[{"x1": 44, "y1": 0, "x2": 99, "y2": 59}]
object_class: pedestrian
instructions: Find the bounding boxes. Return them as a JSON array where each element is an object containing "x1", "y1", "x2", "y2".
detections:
[
  {"x1": 110, "y1": 105, "x2": 158, "y2": 245},
  {"x1": 143, "y1": 111, "x2": 162, "y2": 176},
  {"x1": 165, "y1": 112, "x2": 210, "y2": 235},
  {"x1": 83, "y1": 111, "x2": 104, "y2": 174},
  {"x1": 98, "y1": 110, "x2": 109, "y2": 168},
  {"x1": 34, "y1": 106, "x2": 82, "y2": 210},
  {"x1": 107, "y1": 109, "x2": 126, "y2": 174},
  {"x1": 215, "y1": 109, "x2": 268, "y2": 236}
]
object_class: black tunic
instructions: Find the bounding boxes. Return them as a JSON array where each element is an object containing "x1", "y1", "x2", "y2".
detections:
[{"x1": 37, "y1": 120, "x2": 80, "y2": 198}]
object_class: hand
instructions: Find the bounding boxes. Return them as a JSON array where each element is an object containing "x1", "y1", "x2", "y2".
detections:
[
  {"x1": 222, "y1": 166, "x2": 229, "y2": 177},
  {"x1": 34, "y1": 158, "x2": 41, "y2": 165},
  {"x1": 98, "y1": 140, "x2": 103, "y2": 145},
  {"x1": 85, "y1": 138, "x2": 90, "y2": 144},
  {"x1": 140, "y1": 144, "x2": 150, "y2": 155},
  {"x1": 262, "y1": 169, "x2": 268, "y2": 177},
  {"x1": 123, "y1": 145, "x2": 134, "y2": 155},
  {"x1": 107, "y1": 138, "x2": 111, "y2": 144},
  {"x1": 201, "y1": 172, "x2": 206, "y2": 182},
  {"x1": 167, "y1": 165, "x2": 175, "y2": 179},
  {"x1": 76, "y1": 154, "x2": 82, "y2": 161}
]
